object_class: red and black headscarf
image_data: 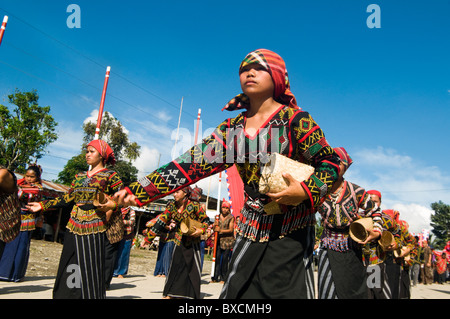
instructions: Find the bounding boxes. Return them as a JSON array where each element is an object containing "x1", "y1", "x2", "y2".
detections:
[
  {"x1": 181, "y1": 185, "x2": 203, "y2": 202},
  {"x1": 333, "y1": 147, "x2": 353, "y2": 168},
  {"x1": 222, "y1": 49, "x2": 298, "y2": 111},
  {"x1": 87, "y1": 139, "x2": 116, "y2": 166}
]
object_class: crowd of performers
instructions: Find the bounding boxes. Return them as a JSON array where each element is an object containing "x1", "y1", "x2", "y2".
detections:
[{"x1": 0, "y1": 48, "x2": 448, "y2": 299}]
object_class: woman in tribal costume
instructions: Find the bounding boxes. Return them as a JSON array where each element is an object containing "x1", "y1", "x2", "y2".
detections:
[
  {"x1": 142, "y1": 186, "x2": 208, "y2": 299},
  {"x1": 316, "y1": 147, "x2": 382, "y2": 299},
  {"x1": 385, "y1": 216, "x2": 415, "y2": 299},
  {"x1": 362, "y1": 193, "x2": 414, "y2": 299},
  {"x1": 0, "y1": 166, "x2": 21, "y2": 260},
  {"x1": 114, "y1": 49, "x2": 340, "y2": 299},
  {"x1": 211, "y1": 200, "x2": 235, "y2": 283},
  {"x1": 0, "y1": 164, "x2": 44, "y2": 282},
  {"x1": 27, "y1": 140, "x2": 124, "y2": 299}
]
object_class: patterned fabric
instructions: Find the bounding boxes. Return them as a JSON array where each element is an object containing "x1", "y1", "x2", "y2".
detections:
[
  {"x1": 121, "y1": 207, "x2": 136, "y2": 240},
  {"x1": 333, "y1": 147, "x2": 353, "y2": 167},
  {"x1": 222, "y1": 49, "x2": 297, "y2": 111},
  {"x1": 126, "y1": 105, "x2": 339, "y2": 242},
  {"x1": 145, "y1": 200, "x2": 208, "y2": 247},
  {"x1": 40, "y1": 169, "x2": 123, "y2": 236},
  {"x1": 0, "y1": 167, "x2": 21, "y2": 243},
  {"x1": 87, "y1": 139, "x2": 116, "y2": 166},
  {"x1": 317, "y1": 181, "x2": 381, "y2": 252},
  {"x1": 17, "y1": 179, "x2": 43, "y2": 231},
  {"x1": 362, "y1": 210, "x2": 414, "y2": 267},
  {"x1": 218, "y1": 214, "x2": 235, "y2": 250}
]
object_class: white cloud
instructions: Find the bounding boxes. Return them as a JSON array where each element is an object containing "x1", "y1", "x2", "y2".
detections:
[
  {"x1": 354, "y1": 146, "x2": 412, "y2": 169},
  {"x1": 133, "y1": 146, "x2": 161, "y2": 178},
  {"x1": 155, "y1": 110, "x2": 172, "y2": 122},
  {"x1": 83, "y1": 109, "x2": 130, "y2": 135},
  {"x1": 390, "y1": 203, "x2": 433, "y2": 234}
]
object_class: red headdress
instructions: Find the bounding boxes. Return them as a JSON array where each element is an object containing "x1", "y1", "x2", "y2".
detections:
[
  {"x1": 189, "y1": 186, "x2": 203, "y2": 202},
  {"x1": 399, "y1": 220, "x2": 409, "y2": 230},
  {"x1": 333, "y1": 147, "x2": 353, "y2": 168},
  {"x1": 222, "y1": 49, "x2": 298, "y2": 111},
  {"x1": 367, "y1": 190, "x2": 382, "y2": 199},
  {"x1": 87, "y1": 139, "x2": 116, "y2": 166},
  {"x1": 222, "y1": 198, "x2": 231, "y2": 208},
  {"x1": 383, "y1": 209, "x2": 400, "y2": 223}
]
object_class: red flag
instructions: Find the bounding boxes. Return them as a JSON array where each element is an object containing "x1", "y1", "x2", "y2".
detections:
[{"x1": 225, "y1": 165, "x2": 244, "y2": 218}]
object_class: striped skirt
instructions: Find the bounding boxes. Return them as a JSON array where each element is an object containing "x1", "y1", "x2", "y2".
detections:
[
  {"x1": 53, "y1": 231, "x2": 106, "y2": 299},
  {"x1": 366, "y1": 263, "x2": 392, "y2": 299},
  {"x1": 318, "y1": 246, "x2": 368, "y2": 299},
  {"x1": 220, "y1": 225, "x2": 315, "y2": 299}
]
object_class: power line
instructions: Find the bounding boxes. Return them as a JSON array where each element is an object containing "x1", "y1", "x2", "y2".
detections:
[
  {"x1": 0, "y1": 7, "x2": 213, "y2": 126},
  {"x1": 382, "y1": 189, "x2": 450, "y2": 194}
]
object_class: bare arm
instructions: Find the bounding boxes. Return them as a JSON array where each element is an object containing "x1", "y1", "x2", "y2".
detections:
[{"x1": 0, "y1": 168, "x2": 17, "y2": 194}]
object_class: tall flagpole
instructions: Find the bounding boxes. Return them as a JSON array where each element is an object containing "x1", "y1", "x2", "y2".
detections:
[
  {"x1": 173, "y1": 97, "x2": 183, "y2": 158},
  {"x1": 211, "y1": 171, "x2": 222, "y2": 280},
  {"x1": 0, "y1": 16, "x2": 8, "y2": 47},
  {"x1": 94, "y1": 66, "x2": 111, "y2": 140},
  {"x1": 194, "y1": 108, "x2": 201, "y2": 144}
]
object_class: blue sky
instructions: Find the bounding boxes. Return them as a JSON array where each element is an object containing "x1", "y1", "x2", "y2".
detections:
[{"x1": 0, "y1": 0, "x2": 449, "y2": 233}]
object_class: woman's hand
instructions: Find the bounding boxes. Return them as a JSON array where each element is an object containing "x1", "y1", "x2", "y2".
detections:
[
  {"x1": 399, "y1": 247, "x2": 411, "y2": 258},
  {"x1": 190, "y1": 227, "x2": 204, "y2": 238},
  {"x1": 385, "y1": 241, "x2": 399, "y2": 251},
  {"x1": 266, "y1": 173, "x2": 308, "y2": 206},
  {"x1": 359, "y1": 229, "x2": 381, "y2": 245},
  {"x1": 113, "y1": 189, "x2": 137, "y2": 207},
  {"x1": 26, "y1": 202, "x2": 42, "y2": 213},
  {"x1": 96, "y1": 195, "x2": 118, "y2": 213}
]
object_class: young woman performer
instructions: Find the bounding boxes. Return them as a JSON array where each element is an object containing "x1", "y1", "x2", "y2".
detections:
[
  {"x1": 211, "y1": 200, "x2": 235, "y2": 283},
  {"x1": 0, "y1": 164, "x2": 44, "y2": 282},
  {"x1": 27, "y1": 140, "x2": 123, "y2": 299},
  {"x1": 114, "y1": 49, "x2": 340, "y2": 298},
  {"x1": 141, "y1": 186, "x2": 207, "y2": 299},
  {"x1": 316, "y1": 147, "x2": 382, "y2": 299}
]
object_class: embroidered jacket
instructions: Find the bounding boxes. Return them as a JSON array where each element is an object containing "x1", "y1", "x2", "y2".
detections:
[
  {"x1": 39, "y1": 169, "x2": 123, "y2": 236},
  {"x1": 121, "y1": 207, "x2": 136, "y2": 240},
  {"x1": 317, "y1": 181, "x2": 381, "y2": 252},
  {"x1": 144, "y1": 200, "x2": 208, "y2": 246},
  {"x1": 362, "y1": 210, "x2": 415, "y2": 266},
  {"x1": 126, "y1": 106, "x2": 339, "y2": 242},
  {"x1": 17, "y1": 181, "x2": 44, "y2": 231}
]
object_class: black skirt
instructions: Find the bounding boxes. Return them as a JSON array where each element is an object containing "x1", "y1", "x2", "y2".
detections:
[
  {"x1": 220, "y1": 225, "x2": 315, "y2": 299},
  {"x1": 53, "y1": 231, "x2": 106, "y2": 299},
  {"x1": 163, "y1": 238, "x2": 202, "y2": 299},
  {"x1": 318, "y1": 244, "x2": 368, "y2": 299}
]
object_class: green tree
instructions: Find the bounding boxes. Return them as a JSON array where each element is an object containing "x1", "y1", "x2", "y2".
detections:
[
  {"x1": 0, "y1": 89, "x2": 58, "y2": 171},
  {"x1": 55, "y1": 153, "x2": 87, "y2": 185},
  {"x1": 57, "y1": 112, "x2": 141, "y2": 186},
  {"x1": 430, "y1": 201, "x2": 450, "y2": 250}
]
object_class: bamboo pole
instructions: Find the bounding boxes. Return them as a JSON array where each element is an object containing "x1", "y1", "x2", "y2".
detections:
[
  {"x1": 94, "y1": 66, "x2": 111, "y2": 140},
  {"x1": 0, "y1": 16, "x2": 8, "y2": 47},
  {"x1": 194, "y1": 108, "x2": 201, "y2": 144},
  {"x1": 172, "y1": 97, "x2": 183, "y2": 158},
  {"x1": 211, "y1": 214, "x2": 219, "y2": 280}
]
